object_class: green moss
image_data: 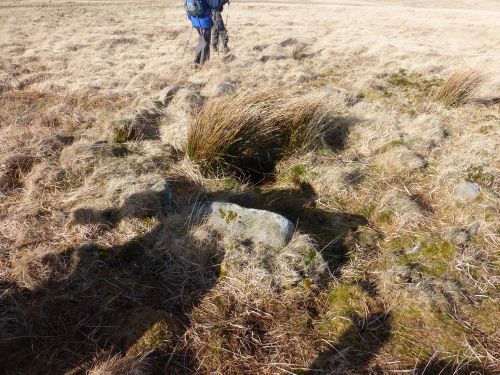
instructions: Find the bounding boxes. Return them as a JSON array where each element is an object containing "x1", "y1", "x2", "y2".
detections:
[
  {"x1": 326, "y1": 284, "x2": 371, "y2": 318},
  {"x1": 303, "y1": 247, "x2": 317, "y2": 267},
  {"x1": 384, "y1": 235, "x2": 455, "y2": 277},
  {"x1": 374, "y1": 69, "x2": 444, "y2": 109},
  {"x1": 356, "y1": 204, "x2": 377, "y2": 219},
  {"x1": 219, "y1": 262, "x2": 228, "y2": 279},
  {"x1": 218, "y1": 208, "x2": 238, "y2": 224},
  {"x1": 278, "y1": 163, "x2": 315, "y2": 185},
  {"x1": 375, "y1": 210, "x2": 393, "y2": 224},
  {"x1": 317, "y1": 284, "x2": 377, "y2": 345},
  {"x1": 388, "y1": 301, "x2": 469, "y2": 364},
  {"x1": 402, "y1": 241, "x2": 454, "y2": 277},
  {"x1": 222, "y1": 177, "x2": 239, "y2": 190},
  {"x1": 302, "y1": 278, "x2": 313, "y2": 287},
  {"x1": 128, "y1": 318, "x2": 176, "y2": 355}
]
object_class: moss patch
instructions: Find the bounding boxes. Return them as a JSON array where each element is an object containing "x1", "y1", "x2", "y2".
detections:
[
  {"x1": 383, "y1": 235, "x2": 455, "y2": 277},
  {"x1": 387, "y1": 301, "x2": 472, "y2": 366},
  {"x1": 317, "y1": 284, "x2": 379, "y2": 342}
]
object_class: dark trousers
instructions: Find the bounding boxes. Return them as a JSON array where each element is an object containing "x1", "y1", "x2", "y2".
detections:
[
  {"x1": 211, "y1": 11, "x2": 228, "y2": 48},
  {"x1": 195, "y1": 28, "x2": 211, "y2": 65}
]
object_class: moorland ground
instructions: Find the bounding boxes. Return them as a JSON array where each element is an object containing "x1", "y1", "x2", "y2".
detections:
[{"x1": 0, "y1": 0, "x2": 499, "y2": 374}]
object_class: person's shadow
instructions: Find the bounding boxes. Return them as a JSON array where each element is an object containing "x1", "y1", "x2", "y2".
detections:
[
  {"x1": 1, "y1": 175, "x2": 381, "y2": 374},
  {"x1": 306, "y1": 312, "x2": 392, "y2": 374},
  {"x1": 0, "y1": 187, "x2": 221, "y2": 374}
]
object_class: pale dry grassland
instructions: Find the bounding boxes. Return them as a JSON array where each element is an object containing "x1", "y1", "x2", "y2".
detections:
[{"x1": 0, "y1": 0, "x2": 499, "y2": 374}]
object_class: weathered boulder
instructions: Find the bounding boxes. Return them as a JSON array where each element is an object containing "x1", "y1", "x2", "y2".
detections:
[
  {"x1": 109, "y1": 175, "x2": 173, "y2": 218},
  {"x1": 214, "y1": 81, "x2": 236, "y2": 96},
  {"x1": 198, "y1": 202, "x2": 294, "y2": 248},
  {"x1": 158, "y1": 85, "x2": 182, "y2": 106},
  {"x1": 454, "y1": 181, "x2": 480, "y2": 203},
  {"x1": 192, "y1": 202, "x2": 328, "y2": 289}
]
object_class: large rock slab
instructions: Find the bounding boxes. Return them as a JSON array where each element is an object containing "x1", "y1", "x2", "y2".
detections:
[
  {"x1": 199, "y1": 202, "x2": 295, "y2": 248},
  {"x1": 454, "y1": 181, "x2": 480, "y2": 203}
]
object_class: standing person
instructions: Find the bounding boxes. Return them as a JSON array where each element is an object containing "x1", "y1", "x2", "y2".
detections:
[
  {"x1": 212, "y1": 3, "x2": 229, "y2": 53},
  {"x1": 185, "y1": 0, "x2": 227, "y2": 66}
]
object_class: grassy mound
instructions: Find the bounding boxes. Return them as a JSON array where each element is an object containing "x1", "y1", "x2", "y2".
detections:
[{"x1": 186, "y1": 87, "x2": 333, "y2": 181}]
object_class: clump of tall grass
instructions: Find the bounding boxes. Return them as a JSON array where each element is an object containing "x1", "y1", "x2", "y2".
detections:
[
  {"x1": 434, "y1": 70, "x2": 483, "y2": 107},
  {"x1": 186, "y1": 87, "x2": 332, "y2": 180}
]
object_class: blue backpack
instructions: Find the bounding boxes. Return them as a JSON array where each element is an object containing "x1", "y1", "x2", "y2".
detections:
[{"x1": 185, "y1": 0, "x2": 205, "y2": 17}]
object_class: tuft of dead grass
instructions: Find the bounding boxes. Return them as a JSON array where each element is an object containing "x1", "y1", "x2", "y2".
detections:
[
  {"x1": 88, "y1": 353, "x2": 150, "y2": 375},
  {"x1": 433, "y1": 70, "x2": 483, "y2": 107},
  {"x1": 186, "y1": 87, "x2": 333, "y2": 180}
]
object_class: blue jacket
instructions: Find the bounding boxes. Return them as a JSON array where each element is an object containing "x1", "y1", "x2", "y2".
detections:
[{"x1": 188, "y1": 0, "x2": 225, "y2": 29}]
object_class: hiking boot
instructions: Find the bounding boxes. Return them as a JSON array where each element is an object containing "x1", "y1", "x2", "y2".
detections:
[
  {"x1": 212, "y1": 44, "x2": 218, "y2": 52},
  {"x1": 223, "y1": 45, "x2": 230, "y2": 53}
]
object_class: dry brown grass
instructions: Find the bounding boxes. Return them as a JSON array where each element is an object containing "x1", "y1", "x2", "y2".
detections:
[
  {"x1": 186, "y1": 87, "x2": 332, "y2": 179},
  {"x1": 88, "y1": 353, "x2": 150, "y2": 375},
  {"x1": 434, "y1": 70, "x2": 484, "y2": 107},
  {"x1": 1, "y1": 1, "x2": 499, "y2": 374}
]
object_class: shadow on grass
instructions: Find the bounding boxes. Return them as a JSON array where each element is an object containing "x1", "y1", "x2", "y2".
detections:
[
  {"x1": 412, "y1": 359, "x2": 495, "y2": 375},
  {"x1": 306, "y1": 312, "x2": 392, "y2": 374},
  {"x1": 217, "y1": 181, "x2": 368, "y2": 277},
  {"x1": 0, "y1": 189, "x2": 220, "y2": 374},
  {"x1": 1, "y1": 173, "x2": 373, "y2": 374}
]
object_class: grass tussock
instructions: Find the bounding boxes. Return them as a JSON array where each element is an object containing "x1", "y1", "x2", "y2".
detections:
[
  {"x1": 434, "y1": 70, "x2": 483, "y2": 107},
  {"x1": 186, "y1": 87, "x2": 333, "y2": 180}
]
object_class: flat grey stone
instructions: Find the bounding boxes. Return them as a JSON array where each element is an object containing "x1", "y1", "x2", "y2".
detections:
[
  {"x1": 199, "y1": 202, "x2": 295, "y2": 248},
  {"x1": 454, "y1": 181, "x2": 480, "y2": 203}
]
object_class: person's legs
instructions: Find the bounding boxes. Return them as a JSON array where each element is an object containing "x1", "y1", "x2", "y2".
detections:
[
  {"x1": 194, "y1": 28, "x2": 203, "y2": 64},
  {"x1": 217, "y1": 13, "x2": 229, "y2": 51},
  {"x1": 211, "y1": 11, "x2": 219, "y2": 50},
  {"x1": 195, "y1": 28, "x2": 211, "y2": 65}
]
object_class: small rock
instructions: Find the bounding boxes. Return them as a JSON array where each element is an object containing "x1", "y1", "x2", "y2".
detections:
[
  {"x1": 468, "y1": 221, "x2": 480, "y2": 238},
  {"x1": 322, "y1": 85, "x2": 343, "y2": 95},
  {"x1": 406, "y1": 242, "x2": 421, "y2": 255},
  {"x1": 279, "y1": 38, "x2": 297, "y2": 47},
  {"x1": 214, "y1": 81, "x2": 236, "y2": 96},
  {"x1": 454, "y1": 181, "x2": 480, "y2": 203},
  {"x1": 158, "y1": 85, "x2": 182, "y2": 106},
  {"x1": 198, "y1": 202, "x2": 295, "y2": 248},
  {"x1": 448, "y1": 221, "x2": 480, "y2": 246},
  {"x1": 321, "y1": 85, "x2": 363, "y2": 106}
]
